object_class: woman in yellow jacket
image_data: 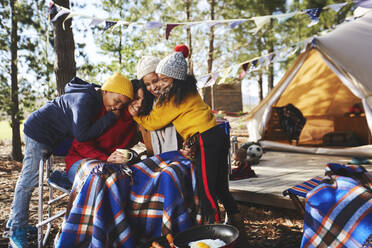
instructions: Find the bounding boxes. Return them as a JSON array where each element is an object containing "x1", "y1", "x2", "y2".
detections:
[{"x1": 129, "y1": 45, "x2": 240, "y2": 225}]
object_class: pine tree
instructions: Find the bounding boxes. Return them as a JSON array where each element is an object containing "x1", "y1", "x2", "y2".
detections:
[
  {"x1": 0, "y1": 0, "x2": 55, "y2": 161},
  {"x1": 51, "y1": 0, "x2": 76, "y2": 94}
]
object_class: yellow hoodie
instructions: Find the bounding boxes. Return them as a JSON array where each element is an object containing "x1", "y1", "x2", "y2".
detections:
[{"x1": 133, "y1": 93, "x2": 216, "y2": 140}]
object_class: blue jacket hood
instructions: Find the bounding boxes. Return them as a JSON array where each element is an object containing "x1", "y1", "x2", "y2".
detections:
[
  {"x1": 64, "y1": 77, "x2": 101, "y2": 101},
  {"x1": 23, "y1": 77, "x2": 117, "y2": 148}
]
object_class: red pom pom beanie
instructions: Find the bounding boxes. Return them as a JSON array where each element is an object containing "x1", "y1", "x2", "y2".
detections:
[
  {"x1": 174, "y1": 44, "x2": 189, "y2": 58},
  {"x1": 156, "y1": 44, "x2": 188, "y2": 80}
]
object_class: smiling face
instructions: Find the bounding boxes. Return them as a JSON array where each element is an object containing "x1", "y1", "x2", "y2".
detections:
[
  {"x1": 128, "y1": 88, "x2": 145, "y2": 115},
  {"x1": 157, "y1": 74, "x2": 174, "y2": 94},
  {"x1": 102, "y1": 91, "x2": 131, "y2": 112},
  {"x1": 142, "y1": 72, "x2": 161, "y2": 97}
]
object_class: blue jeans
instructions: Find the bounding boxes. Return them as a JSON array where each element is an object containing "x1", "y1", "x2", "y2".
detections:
[
  {"x1": 67, "y1": 160, "x2": 81, "y2": 184},
  {"x1": 9, "y1": 134, "x2": 52, "y2": 230}
]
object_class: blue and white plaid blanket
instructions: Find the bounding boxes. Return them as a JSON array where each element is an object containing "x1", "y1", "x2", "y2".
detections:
[
  {"x1": 301, "y1": 163, "x2": 372, "y2": 248},
  {"x1": 56, "y1": 151, "x2": 201, "y2": 247}
]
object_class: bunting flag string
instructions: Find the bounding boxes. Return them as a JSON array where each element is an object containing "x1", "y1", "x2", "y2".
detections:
[
  {"x1": 46, "y1": 0, "x2": 369, "y2": 89},
  {"x1": 103, "y1": 21, "x2": 117, "y2": 31},
  {"x1": 197, "y1": 38, "x2": 311, "y2": 88},
  {"x1": 165, "y1": 24, "x2": 179, "y2": 40},
  {"x1": 304, "y1": 8, "x2": 323, "y2": 27},
  {"x1": 48, "y1": 1, "x2": 355, "y2": 39}
]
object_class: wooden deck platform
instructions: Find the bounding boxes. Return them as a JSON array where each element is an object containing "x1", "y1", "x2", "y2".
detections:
[{"x1": 229, "y1": 151, "x2": 372, "y2": 210}]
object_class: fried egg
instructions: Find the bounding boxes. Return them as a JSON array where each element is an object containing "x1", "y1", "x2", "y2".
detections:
[{"x1": 188, "y1": 239, "x2": 226, "y2": 248}]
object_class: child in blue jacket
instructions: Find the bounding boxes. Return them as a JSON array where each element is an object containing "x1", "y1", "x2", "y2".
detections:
[{"x1": 8, "y1": 72, "x2": 133, "y2": 248}]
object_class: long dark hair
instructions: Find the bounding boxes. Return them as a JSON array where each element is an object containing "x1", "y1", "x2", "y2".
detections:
[
  {"x1": 157, "y1": 74, "x2": 198, "y2": 106},
  {"x1": 131, "y1": 79, "x2": 154, "y2": 116}
]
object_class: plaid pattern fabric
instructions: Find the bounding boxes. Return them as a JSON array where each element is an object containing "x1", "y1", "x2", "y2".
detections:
[
  {"x1": 301, "y1": 164, "x2": 372, "y2": 248},
  {"x1": 283, "y1": 176, "x2": 323, "y2": 198},
  {"x1": 56, "y1": 151, "x2": 200, "y2": 247}
]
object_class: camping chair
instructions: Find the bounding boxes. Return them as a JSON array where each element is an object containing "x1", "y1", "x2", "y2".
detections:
[
  {"x1": 37, "y1": 139, "x2": 72, "y2": 248},
  {"x1": 282, "y1": 176, "x2": 323, "y2": 215}
]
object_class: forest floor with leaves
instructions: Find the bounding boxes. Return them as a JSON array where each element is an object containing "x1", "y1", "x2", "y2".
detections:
[{"x1": 0, "y1": 140, "x2": 304, "y2": 248}]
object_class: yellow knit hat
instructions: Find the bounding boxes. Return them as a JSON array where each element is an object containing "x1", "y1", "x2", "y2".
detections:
[{"x1": 102, "y1": 72, "x2": 134, "y2": 100}]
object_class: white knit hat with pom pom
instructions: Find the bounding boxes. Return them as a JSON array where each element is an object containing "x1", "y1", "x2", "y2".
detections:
[{"x1": 155, "y1": 44, "x2": 189, "y2": 81}]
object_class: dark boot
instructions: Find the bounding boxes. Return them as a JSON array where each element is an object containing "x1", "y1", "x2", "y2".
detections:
[{"x1": 228, "y1": 213, "x2": 249, "y2": 247}]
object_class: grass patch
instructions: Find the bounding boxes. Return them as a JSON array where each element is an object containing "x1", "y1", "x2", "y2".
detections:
[{"x1": 0, "y1": 120, "x2": 23, "y2": 141}]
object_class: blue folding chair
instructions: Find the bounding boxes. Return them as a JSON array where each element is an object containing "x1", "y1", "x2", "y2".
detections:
[
  {"x1": 282, "y1": 176, "x2": 323, "y2": 215},
  {"x1": 37, "y1": 139, "x2": 72, "y2": 248}
]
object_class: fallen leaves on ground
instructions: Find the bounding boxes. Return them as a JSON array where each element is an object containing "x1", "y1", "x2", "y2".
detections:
[{"x1": 0, "y1": 141, "x2": 303, "y2": 248}]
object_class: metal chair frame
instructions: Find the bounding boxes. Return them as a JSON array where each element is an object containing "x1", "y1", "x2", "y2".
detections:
[{"x1": 37, "y1": 155, "x2": 70, "y2": 248}]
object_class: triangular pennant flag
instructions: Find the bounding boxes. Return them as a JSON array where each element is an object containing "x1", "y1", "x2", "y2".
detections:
[
  {"x1": 300, "y1": 39, "x2": 310, "y2": 53},
  {"x1": 275, "y1": 13, "x2": 297, "y2": 24},
  {"x1": 89, "y1": 17, "x2": 105, "y2": 26},
  {"x1": 205, "y1": 72, "x2": 219, "y2": 87},
  {"x1": 275, "y1": 47, "x2": 292, "y2": 62},
  {"x1": 267, "y1": 53, "x2": 274, "y2": 62},
  {"x1": 264, "y1": 53, "x2": 274, "y2": 68},
  {"x1": 229, "y1": 20, "x2": 248, "y2": 29},
  {"x1": 354, "y1": 6, "x2": 370, "y2": 17},
  {"x1": 51, "y1": 8, "x2": 70, "y2": 22},
  {"x1": 219, "y1": 67, "x2": 232, "y2": 84},
  {"x1": 197, "y1": 75, "x2": 210, "y2": 88},
  {"x1": 304, "y1": 8, "x2": 322, "y2": 27},
  {"x1": 62, "y1": 12, "x2": 80, "y2": 30},
  {"x1": 327, "y1": 3, "x2": 348, "y2": 12},
  {"x1": 103, "y1": 21, "x2": 117, "y2": 31},
  {"x1": 49, "y1": 2, "x2": 58, "y2": 16},
  {"x1": 287, "y1": 46, "x2": 298, "y2": 57},
  {"x1": 249, "y1": 16, "x2": 271, "y2": 34},
  {"x1": 250, "y1": 59, "x2": 258, "y2": 70},
  {"x1": 239, "y1": 62, "x2": 250, "y2": 79},
  {"x1": 111, "y1": 21, "x2": 127, "y2": 31},
  {"x1": 254, "y1": 57, "x2": 264, "y2": 70},
  {"x1": 355, "y1": 0, "x2": 372, "y2": 9},
  {"x1": 229, "y1": 64, "x2": 240, "y2": 77},
  {"x1": 165, "y1": 24, "x2": 179, "y2": 40},
  {"x1": 310, "y1": 37, "x2": 317, "y2": 48},
  {"x1": 145, "y1": 21, "x2": 163, "y2": 29}
]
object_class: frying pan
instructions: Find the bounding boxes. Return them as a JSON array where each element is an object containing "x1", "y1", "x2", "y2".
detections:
[{"x1": 173, "y1": 224, "x2": 239, "y2": 248}]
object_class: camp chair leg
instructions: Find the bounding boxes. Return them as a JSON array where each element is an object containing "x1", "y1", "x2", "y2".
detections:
[
  {"x1": 288, "y1": 192, "x2": 305, "y2": 215},
  {"x1": 38, "y1": 158, "x2": 45, "y2": 248}
]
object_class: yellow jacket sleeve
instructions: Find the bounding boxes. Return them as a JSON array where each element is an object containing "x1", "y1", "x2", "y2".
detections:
[
  {"x1": 133, "y1": 93, "x2": 216, "y2": 140},
  {"x1": 133, "y1": 100, "x2": 181, "y2": 131}
]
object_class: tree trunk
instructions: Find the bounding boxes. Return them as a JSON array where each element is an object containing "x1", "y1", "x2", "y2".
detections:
[
  {"x1": 207, "y1": 0, "x2": 215, "y2": 110},
  {"x1": 118, "y1": 8, "x2": 123, "y2": 66},
  {"x1": 52, "y1": 0, "x2": 76, "y2": 95},
  {"x1": 10, "y1": 0, "x2": 22, "y2": 162},
  {"x1": 119, "y1": 27, "x2": 122, "y2": 66},
  {"x1": 258, "y1": 71, "x2": 263, "y2": 102},
  {"x1": 267, "y1": 19, "x2": 274, "y2": 91},
  {"x1": 185, "y1": 0, "x2": 194, "y2": 75},
  {"x1": 267, "y1": 48, "x2": 274, "y2": 91},
  {"x1": 256, "y1": 31, "x2": 264, "y2": 103}
]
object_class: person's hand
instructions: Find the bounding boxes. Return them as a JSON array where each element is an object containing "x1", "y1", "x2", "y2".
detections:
[
  {"x1": 107, "y1": 150, "x2": 127, "y2": 163},
  {"x1": 179, "y1": 146, "x2": 194, "y2": 160}
]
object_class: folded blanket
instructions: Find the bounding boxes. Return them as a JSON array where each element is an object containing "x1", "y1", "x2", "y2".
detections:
[
  {"x1": 301, "y1": 163, "x2": 372, "y2": 248},
  {"x1": 56, "y1": 151, "x2": 201, "y2": 247}
]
